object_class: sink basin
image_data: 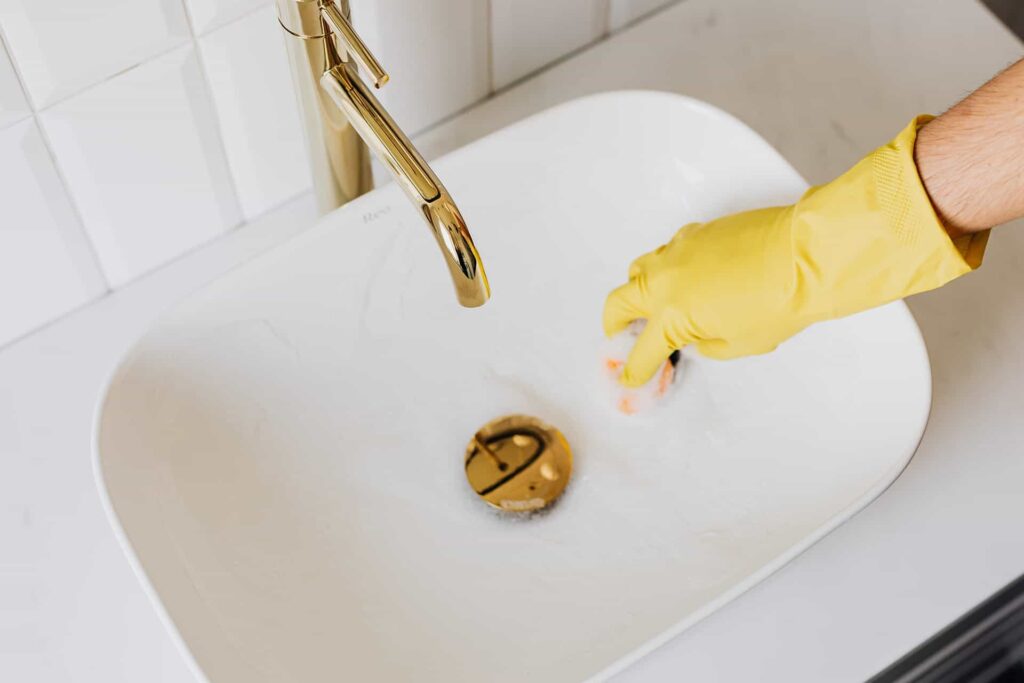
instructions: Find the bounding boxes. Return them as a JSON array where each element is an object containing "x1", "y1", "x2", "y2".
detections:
[{"x1": 96, "y1": 92, "x2": 931, "y2": 682}]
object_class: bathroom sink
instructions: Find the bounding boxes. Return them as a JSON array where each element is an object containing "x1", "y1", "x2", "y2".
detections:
[{"x1": 96, "y1": 92, "x2": 931, "y2": 682}]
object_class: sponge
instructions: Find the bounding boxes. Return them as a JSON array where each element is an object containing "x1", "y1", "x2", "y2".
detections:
[{"x1": 600, "y1": 320, "x2": 681, "y2": 416}]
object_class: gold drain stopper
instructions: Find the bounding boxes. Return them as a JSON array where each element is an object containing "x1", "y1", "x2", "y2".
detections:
[{"x1": 464, "y1": 414, "x2": 573, "y2": 513}]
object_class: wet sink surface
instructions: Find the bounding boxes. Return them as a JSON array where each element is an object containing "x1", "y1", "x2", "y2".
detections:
[{"x1": 96, "y1": 92, "x2": 931, "y2": 682}]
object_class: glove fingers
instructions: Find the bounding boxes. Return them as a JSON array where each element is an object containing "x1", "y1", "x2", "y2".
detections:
[
  {"x1": 628, "y1": 255, "x2": 650, "y2": 279},
  {"x1": 603, "y1": 280, "x2": 648, "y2": 337},
  {"x1": 621, "y1": 321, "x2": 681, "y2": 388},
  {"x1": 628, "y1": 244, "x2": 667, "y2": 279}
]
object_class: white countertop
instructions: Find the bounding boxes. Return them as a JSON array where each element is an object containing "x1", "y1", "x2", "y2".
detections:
[{"x1": 2, "y1": 1, "x2": 1022, "y2": 681}]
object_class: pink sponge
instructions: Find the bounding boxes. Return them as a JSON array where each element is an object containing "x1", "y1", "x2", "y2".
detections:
[{"x1": 600, "y1": 320, "x2": 682, "y2": 416}]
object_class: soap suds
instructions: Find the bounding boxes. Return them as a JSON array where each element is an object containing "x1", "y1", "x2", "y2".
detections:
[{"x1": 599, "y1": 320, "x2": 682, "y2": 417}]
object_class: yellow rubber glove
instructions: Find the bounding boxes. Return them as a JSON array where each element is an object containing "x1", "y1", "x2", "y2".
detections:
[{"x1": 604, "y1": 116, "x2": 989, "y2": 387}]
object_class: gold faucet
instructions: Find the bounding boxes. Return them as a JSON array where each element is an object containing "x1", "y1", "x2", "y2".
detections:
[{"x1": 276, "y1": 0, "x2": 490, "y2": 307}]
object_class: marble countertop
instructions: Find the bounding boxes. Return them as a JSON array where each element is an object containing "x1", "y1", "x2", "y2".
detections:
[{"x1": 2, "y1": 1, "x2": 1022, "y2": 680}]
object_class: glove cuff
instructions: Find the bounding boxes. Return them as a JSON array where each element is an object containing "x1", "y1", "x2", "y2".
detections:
[
  {"x1": 871, "y1": 115, "x2": 989, "y2": 274},
  {"x1": 791, "y1": 115, "x2": 988, "y2": 321}
]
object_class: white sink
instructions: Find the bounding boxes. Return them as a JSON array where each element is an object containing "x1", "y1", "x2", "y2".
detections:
[{"x1": 96, "y1": 92, "x2": 931, "y2": 682}]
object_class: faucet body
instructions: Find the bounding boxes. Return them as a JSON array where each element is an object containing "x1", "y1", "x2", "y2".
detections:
[{"x1": 276, "y1": 0, "x2": 490, "y2": 307}]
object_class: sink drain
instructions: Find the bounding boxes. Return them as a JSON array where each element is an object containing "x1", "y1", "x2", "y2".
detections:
[{"x1": 464, "y1": 414, "x2": 572, "y2": 513}]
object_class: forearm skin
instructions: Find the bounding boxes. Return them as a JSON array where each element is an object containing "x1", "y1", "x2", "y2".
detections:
[{"x1": 915, "y1": 59, "x2": 1024, "y2": 236}]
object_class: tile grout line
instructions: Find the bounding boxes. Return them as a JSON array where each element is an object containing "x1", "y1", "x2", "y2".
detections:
[
  {"x1": 0, "y1": 0, "x2": 679, "y2": 350},
  {"x1": 485, "y1": 0, "x2": 496, "y2": 96},
  {"x1": 23, "y1": 40, "x2": 192, "y2": 116},
  {"x1": 410, "y1": 0, "x2": 687, "y2": 142},
  {"x1": 0, "y1": 110, "x2": 31, "y2": 132},
  {"x1": 597, "y1": 0, "x2": 612, "y2": 39},
  {"x1": 0, "y1": 25, "x2": 112, "y2": 296},
  {"x1": 3, "y1": 0, "x2": 691, "y2": 318},
  {"x1": 179, "y1": 0, "x2": 246, "y2": 232},
  {"x1": 20, "y1": 2, "x2": 273, "y2": 118},
  {"x1": 184, "y1": 3, "x2": 347, "y2": 231},
  {"x1": 25, "y1": 123, "x2": 112, "y2": 290},
  {"x1": 0, "y1": 186, "x2": 316, "y2": 354},
  {"x1": 0, "y1": 279, "x2": 113, "y2": 352},
  {"x1": 0, "y1": 22, "x2": 40, "y2": 113},
  {"x1": 2, "y1": 0, "x2": 275, "y2": 336},
  {"x1": 614, "y1": 0, "x2": 687, "y2": 33},
  {"x1": 0, "y1": 34, "x2": 31, "y2": 132}
]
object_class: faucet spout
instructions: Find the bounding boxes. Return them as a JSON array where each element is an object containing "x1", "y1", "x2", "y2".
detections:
[
  {"x1": 319, "y1": 63, "x2": 490, "y2": 306},
  {"x1": 422, "y1": 195, "x2": 490, "y2": 307},
  {"x1": 276, "y1": 0, "x2": 489, "y2": 307}
]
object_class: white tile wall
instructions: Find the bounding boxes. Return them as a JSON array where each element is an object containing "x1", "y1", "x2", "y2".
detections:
[
  {"x1": 0, "y1": 120, "x2": 106, "y2": 346},
  {"x1": 352, "y1": 0, "x2": 490, "y2": 134},
  {"x1": 185, "y1": 0, "x2": 266, "y2": 34},
  {"x1": 40, "y1": 45, "x2": 241, "y2": 287},
  {"x1": 490, "y1": 0, "x2": 608, "y2": 89},
  {"x1": 0, "y1": 0, "x2": 683, "y2": 347},
  {"x1": 199, "y1": 7, "x2": 309, "y2": 219},
  {"x1": 0, "y1": 36, "x2": 29, "y2": 128},
  {"x1": 0, "y1": 0, "x2": 192, "y2": 107},
  {"x1": 608, "y1": 0, "x2": 676, "y2": 31}
]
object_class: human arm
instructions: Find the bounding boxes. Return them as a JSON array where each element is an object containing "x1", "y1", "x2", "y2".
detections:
[
  {"x1": 605, "y1": 60, "x2": 1024, "y2": 387},
  {"x1": 916, "y1": 58, "x2": 1024, "y2": 236}
]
